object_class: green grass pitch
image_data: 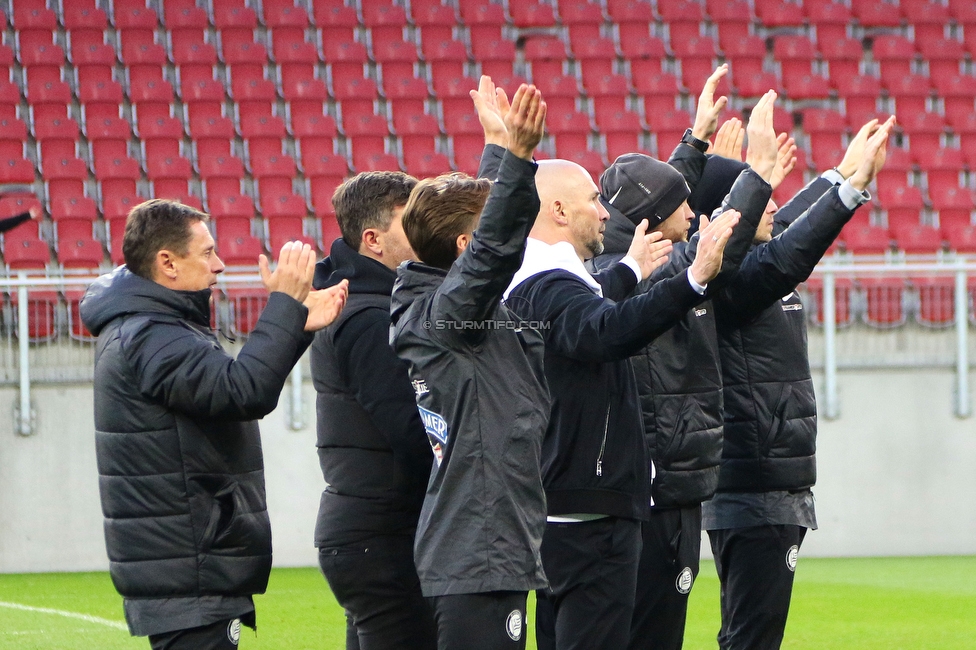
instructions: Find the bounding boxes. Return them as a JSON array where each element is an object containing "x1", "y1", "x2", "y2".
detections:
[{"x1": 1, "y1": 556, "x2": 974, "y2": 649}]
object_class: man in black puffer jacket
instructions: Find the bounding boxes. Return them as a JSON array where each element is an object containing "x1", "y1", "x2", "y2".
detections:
[
  {"x1": 704, "y1": 117, "x2": 894, "y2": 650},
  {"x1": 587, "y1": 91, "x2": 783, "y2": 650},
  {"x1": 82, "y1": 199, "x2": 347, "y2": 649},
  {"x1": 310, "y1": 171, "x2": 437, "y2": 650}
]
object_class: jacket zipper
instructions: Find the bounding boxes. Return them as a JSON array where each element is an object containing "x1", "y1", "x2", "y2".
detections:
[{"x1": 596, "y1": 404, "x2": 610, "y2": 477}]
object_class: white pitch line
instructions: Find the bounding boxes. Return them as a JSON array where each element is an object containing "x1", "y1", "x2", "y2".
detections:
[{"x1": 0, "y1": 600, "x2": 128, "y2": 631}]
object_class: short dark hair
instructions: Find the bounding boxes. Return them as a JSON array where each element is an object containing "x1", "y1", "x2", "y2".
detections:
[
  {"x1": 123, "y1": 199, "x2": 209, "y2": 280},
  {"x1": 333, "y1": 171, "x2": 418, "y2": 250},
  {"x1": 400, "y1": 173, "x2": 492, "y2": 271}
]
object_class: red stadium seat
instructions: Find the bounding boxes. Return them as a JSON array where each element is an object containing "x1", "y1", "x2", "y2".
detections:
[
  {"x1": 163, "y1": 0, "x2": 208, "y2": 29},
  {"x1": 264, "y1": 1, "x2": 310, "y2": 28},
  {"x1": 220, "y1": 29, "x2": 268, "y2": 65},
  {"x1": 892, "y1": 223, "x2": 944, "y2": 254},
  {"x1": 120, "y1": 29, "x2": 166, "y2": 66},
  {"x1": 510, "y1": 2, "x2": 557, "y2": 27},
  {"x1": 361, "y1": 0, "x2": 408, "y2": 27},
  {"x1": 853, "y1": 1, "x2": 903, "y2": 27},
  {"x1": 843, "y1": 223, "x2": 891, "y2": 254},
  {"x1": 912, "y1": 275, "x2": 956, "y2": 328},
  {"x1": 860, "y1": 277, "x2": 907, "y2": 328},
  {"x1": 755, "y1": 0, "x2": 804, "y2": 27},
  {"x1": 312, "y1": 0, "x2": 358, "y2": 27},
  {"x1": 169, "y1": 29, "x2": 217, "y2": 66},
  {"x1": 308, "y1": 175, "x2": 344, "y2": 218},
  {"x1": 801, "y1": 277, "x2": 855, "y2": 327},
  {"x1": 68, "y1": 29, "x2": 116, "y2": 66},
  {"x1": 248, "y1": 138, "x2": 298, "y2": 178},
  {"x1": 271, "y1": 27, "x2": 318, "y2": 64},
  {"x1": 212, "y1": 0, "x2": 258, "y2": 28},
  {"x1": 258, "y1": 177, "x2": 307, "y2": 219}
]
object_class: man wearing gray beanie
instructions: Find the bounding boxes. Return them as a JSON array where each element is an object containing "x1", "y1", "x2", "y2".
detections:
[{"x1": 589, "y1": 88, "x2": 782, "y2": 650}]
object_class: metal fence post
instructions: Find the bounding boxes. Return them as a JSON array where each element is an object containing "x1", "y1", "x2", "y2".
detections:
[
  {"x1": 288, "y1": 360, "x2": 304, "y2": 430},
  {"x1": 955, "y1": 260, "x2": 971, "y2": 418},
  {"x1": 823, "y1": 264, "x2": 840, "y2": 419},
  {"x1": 16, "y1": 273, "x2": 34, "y2": 435}
]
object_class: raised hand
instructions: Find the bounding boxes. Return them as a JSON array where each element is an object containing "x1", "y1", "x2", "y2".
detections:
[
  {"x1": 626, "y1": 219, "x2": 674, "y2": 280},
  {"x1": 744, "y1": 90, "x2": 779, "y2": 182},
  {"x1": 850, "y1": 116, "x2": 896, "y2": 192},
  {"x1": 769, "y1": 132, "x2": 798, "y2": 190},
  {"x1": 303, "y1": 279, "x2": 349, "y2": 331},
  {"x1": 504, "y1": 84, "x2": 547, "y2": 161},
  {"x1": 837, "y1": 118, "x2": 880, "y2": 179},
  {"x1": 469, "y1": 75, "x2": 512, "y2": 148},
  {"x1": 692, "y1": 64, "x2": 730, "y2": 142},
  {"x1": 689, "y1": 209, "x2": 741, "y2": 285},
  {"x1": 259, "y1": 241, "x2": 316, "y2": 303},
  {"x1": 708, "y1": 117, "x2": 744, "y2": 160}
]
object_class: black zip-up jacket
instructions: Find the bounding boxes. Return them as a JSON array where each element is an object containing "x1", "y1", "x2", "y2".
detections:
[
  {"x1": 713, "y1": 177, "x2": 853, "y2": 492},
  {"x1": 508, "y1": 268, "x2": 706, "y2": 519},
  {"x1": 81, "y1": 267, "x2": 312, "y2": 635},
  {"x1": 590, "y1": 163, "x2": 770, "y2": 507},
  {"x1": 390, "y1": 150, "x2": 550, "y2": 597},
  {"x1": 310, "y1": 238, "x2": 433, "y2": 547}
]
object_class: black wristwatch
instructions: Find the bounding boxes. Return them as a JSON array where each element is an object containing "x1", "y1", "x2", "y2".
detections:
[{"x1": 681, "y1": 128, "x2": 709, "y2": 153}]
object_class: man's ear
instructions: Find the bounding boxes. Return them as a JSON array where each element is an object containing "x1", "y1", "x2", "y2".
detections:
[
  {"x1": 361, "y1": 228, "x2": 382, "y2": 256},
  {"x1": 455, "y1": 233, "x2": 471, "y2": 255},
  {"x1": 550, "y1": 199, "x2": 569, "y2": 226},
  {"x1": 155, "y1": 249, "x2": 179, "y2": 281}
]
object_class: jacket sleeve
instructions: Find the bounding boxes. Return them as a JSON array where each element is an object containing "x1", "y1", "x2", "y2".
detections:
[
  {"x1": 772, "y1": 175, "x2": 835, "y2": 236},
  {"x1": 124, "y1": 291, "x2": 312, "y2": 420},
  {"x1": 335, "y1": 311, "x2": 432, "y2": 484},
  {"x1": 717, "y1": 187, "x2": 857, "y2": 324},
  {"x1": 429, "y1": 151, "x2": 540, "y2": 346},
  {"x1": 477, "y1": 143, "x2": 506, "y2": 180},
  {"x1": 705, "y1": 168, "x2": 772, "y2": 292},
  {"x1": 666, "y1": 142, "x2": 707, "y2": 194},
  {"x1": 510, "y1": 271, "x2": 704, "y2": 363},
  {"x1": 592, "y1": 262, "x2": 639, "y2": 302}
]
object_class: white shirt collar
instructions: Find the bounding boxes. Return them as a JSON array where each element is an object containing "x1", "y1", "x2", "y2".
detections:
[{"x1": 504, "y1": 238, "x2": 603, "y2": 299}]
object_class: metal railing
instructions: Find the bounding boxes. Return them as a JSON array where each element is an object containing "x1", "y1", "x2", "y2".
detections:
[
  {"x1": 2, "y1": 259, "x2": 974, "y2": 434},
  {"x1": 807, "y1": 256, "x2": 975, "y2": 419}
]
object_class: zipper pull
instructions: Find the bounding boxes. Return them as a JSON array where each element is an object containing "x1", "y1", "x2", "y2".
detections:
[{"x1": 596, "y1": 459, "x2": 603, "y2": 476}]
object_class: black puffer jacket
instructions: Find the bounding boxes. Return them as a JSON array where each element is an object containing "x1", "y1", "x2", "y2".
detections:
[
  {"x1": 82, "y1": 268, "x2": 312, "y2": 602},
  {"x1": 590, "y1": 165, "x2": 770, "y2": 507},
  {"x1": 714, "y1": 180, "x2": 854, "y2": 492},
  {"x1": 310, "y1": 238, "x2": 432, "y2": 547}
]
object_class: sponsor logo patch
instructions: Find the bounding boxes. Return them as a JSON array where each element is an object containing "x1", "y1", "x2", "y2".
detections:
[
  {"x1": 506, "y1": 609, "x2": 523, "y2": 641},
  {"x1": 675, "y1": 567, "x2": 694, "y2": 594},
  {"x1": 418, "y1": 406, "x2": 448, "y2": 445},
  {"x1": 227, "y1": 619, "x2": 241, "y2": 646},
  {"x1": 786, "y1": 545, "x2": 799, "y2": 572},
  {"x1": 694, "y1": 308, "x2": 707, "y2": 317}
]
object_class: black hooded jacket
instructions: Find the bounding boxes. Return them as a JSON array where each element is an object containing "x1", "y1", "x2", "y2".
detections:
[
  {"x1": 590, "y1": 151, "x2": 770, "y2": 507},
  {"x1": 310, "y1": 238, "x2": 432, "y2": 547},
  {"x1": 81, "y1": 267, "x2": 312, "y2": 635},
  {"x1": 390, "y1": 150, "x2": 549, "y2": 597}
]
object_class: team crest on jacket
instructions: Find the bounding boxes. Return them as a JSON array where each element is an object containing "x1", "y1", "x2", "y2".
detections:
[
  {"x1": 675, "y1": 567, "x2": 694, "y2": 594},
  {"x1": 781, "y1": 291, "x2": 803, "y2": 312},
  {"x1": 506, "y1": 609, "x2": 523, "y2": 641},
  {"x1": 786, "y1": 545, "x2": 799, "y2": 572},
  {"x1": 227, "y1": 618, "x2": 241, "y2": 645}
]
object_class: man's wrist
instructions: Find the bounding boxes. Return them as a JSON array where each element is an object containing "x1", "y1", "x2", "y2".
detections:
[
  {"x1": 839, "y1": 179, "x2": 871, "y2": 208},
  {"x1": 683, "y1": 128, "x2": 710, "y2": 153},
  {"x1": 620, "y1": 255, "x2": 642, "y2": 281},
  {"x1": 686, "y1": 267, "x2": 707, "y2": 294}
]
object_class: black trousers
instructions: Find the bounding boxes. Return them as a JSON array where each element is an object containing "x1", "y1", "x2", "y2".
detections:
[
  {"x1": 429, "y1": 591, "x2": 528, "y2": 650},
  {"x1": 148, "y1": 618, "x2": 244, "y2": 650},
  {"x1": 535, "y1": 517, "x2": 642, "y2": 650},
  {"x1": 708, "y1": 524, "x2": 807, "y2": 650},
  {"x1": 318, "y1": 535, "x2": 437, "y2": 650},
  {"x1": 628, "y1": 505, "x2": 702, "y2": 650}
]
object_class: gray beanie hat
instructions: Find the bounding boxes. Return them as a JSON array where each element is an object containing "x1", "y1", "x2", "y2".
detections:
[{"x1": 599, "y1": 153, "x2": 691, "y2": 228}]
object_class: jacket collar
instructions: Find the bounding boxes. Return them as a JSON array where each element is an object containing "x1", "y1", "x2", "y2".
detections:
[{"x1": 505, "y1": 238, "x2": 603, "y2": 298}]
